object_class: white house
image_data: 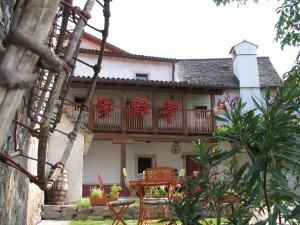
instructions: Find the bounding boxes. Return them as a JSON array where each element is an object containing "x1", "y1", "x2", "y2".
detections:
[{"x1": 47, "y1": 33, "x2": 281, "y2": 202}]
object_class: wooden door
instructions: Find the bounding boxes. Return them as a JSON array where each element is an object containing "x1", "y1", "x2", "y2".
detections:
[{"x1": 185, "y1": 155, "x2": 203, "y2": 176}]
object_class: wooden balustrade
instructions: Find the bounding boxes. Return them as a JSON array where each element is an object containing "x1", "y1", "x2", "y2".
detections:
[
  {"x1": 126, "y1": 108, "x2": 152, "y2": 131},
  {"x1": 158, "y1": 110, "x2": 183, "y2": 132},
  {"x1": 63, "y1": 103, "x2": 88, "y2": 126},
  {"x1": 62, "y1": 104, "x2": 214, "y2": 134},
  {"x1": 94, "y1": 106, "x2": 121, "y2": 129},
  {"x1": 187, "y1": 109, "x2": 213, "y2": 133}
]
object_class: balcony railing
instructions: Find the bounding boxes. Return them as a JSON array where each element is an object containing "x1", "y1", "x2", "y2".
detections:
[
  {"x1": 63, "y1": 104, "x2": 214, "y2": 134},
  {"x1": 63, "y1": 103, "x2": 88, "y2": 126}
]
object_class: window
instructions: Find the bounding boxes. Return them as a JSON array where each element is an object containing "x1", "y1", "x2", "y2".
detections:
[
  {"x1": 135, "y1": 155, "x2": 156, "y2": 177},
  {"x1": 135, "y1": 73, "x2": 148, "y2": 81},
  {"x1": 194, "y1": 105, "x2": 208, "y2": 110},
  {"x1": 194, "y1": 105, "x2": 208, "y2": 119}
]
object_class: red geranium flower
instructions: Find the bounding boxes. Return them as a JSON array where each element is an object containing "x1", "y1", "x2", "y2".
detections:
[
  {"x1": 160, "y1": 100, "x2": 179, "y2": 124},
  {"x1": 94, "y1": 96, "x2": 114, "y2": 117},
  {"x1": 128, "y1": 98, "x2": 151, "y2": 118}
]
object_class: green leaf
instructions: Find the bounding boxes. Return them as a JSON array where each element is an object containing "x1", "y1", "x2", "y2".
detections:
[
  {"x1": 287, "y1": 204, "x2": 300, "y2": 219},
  {"x1": 232, "y1": 162, "x2": 249, "y2": 187}
]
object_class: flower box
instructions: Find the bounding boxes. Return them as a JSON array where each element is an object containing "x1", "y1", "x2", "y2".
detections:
[
  {"x1": 89, "y1": 196, "x2": 118, "y2": 206},
  {"x1": 222, "y1": 194, "x2": 239, "y2": 204}
]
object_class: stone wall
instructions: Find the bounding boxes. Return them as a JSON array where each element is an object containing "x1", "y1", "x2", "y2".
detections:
[
  {"x1": 0, "y1": 95, "x2": 44, "y2": 225},
  {"x1": 41, "y1": 204, "x2": 216, "y2": 221},
  {"x1": 0, "y1": 3, "x2": 44, "y2": 224},
  {"x1": 0, "y1": 2, "x2": 38, "y2": 225}
]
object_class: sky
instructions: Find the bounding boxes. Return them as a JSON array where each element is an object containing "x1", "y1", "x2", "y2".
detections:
[{"x1": 82, "y1": 0, "x2": 299, "y2": 77}]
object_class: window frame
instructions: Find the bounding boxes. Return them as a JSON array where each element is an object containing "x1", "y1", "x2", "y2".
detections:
[
  {"x1": 134, "y1": 154, "x2": 156, "y2": 178},
  {"x1": 135, "y1": 73, "x2": 149, "y2": 81}
]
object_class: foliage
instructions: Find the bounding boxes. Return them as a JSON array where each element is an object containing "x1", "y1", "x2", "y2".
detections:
[
  {"x1": 75, "y1": 198, "x2": 90, "y2": 207},
  {"x1": 160, "y1": 100, "x2": 180, "y2": 124},
  {"x1": 94, "y1": 96, "x2": 114, "y2": 117},
  {"x1": 128, "y1": 97, "x2": 151, "y2": 118},
  {"x1": 153, "y1": 186, "x2": 168, "y2": 198},
  {"x1": 89, "y1": 186, "x2": 103, "y2": 198},
  {"x1": 168, "y1": 181, "x2": 207, "y2": 225},
  {"x1": 109, "y1": 184, "x2": 122, "y2": 198},
  {"x1": 168, "y1": 141, "x2": 239, "y2": 225},
  {"x1": 215, "y1": 87, "x2": 300, "y2": 224}
]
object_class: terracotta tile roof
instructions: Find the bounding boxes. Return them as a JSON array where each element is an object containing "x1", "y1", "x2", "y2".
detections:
[
  {"x1": 65, "y1": 32, "x2": 128, "y2": 54},
  {"x1": 72, "y1": 76, "x2": 231, "y2": 89},
  {"x1": 78, "y1": 48, "x2": 177, "y2": 62},
  {"x1": 176, "y1": 57, "x2": 281, "y2": 88},
  {"x1": 76, "y1": 49, "x2": 281, "y2": 88}
]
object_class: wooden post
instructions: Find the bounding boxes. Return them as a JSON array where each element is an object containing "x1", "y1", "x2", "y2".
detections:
[
  {"x1": 152, "y1": 92, "x2": 158, "y2": 133},
  {"x1": 120, "y1": 143, "x2": 127, "y2": 195},
  {"x1": 182, "y1": 93, "x2": 188, "y2": 135},
  {"x1": 210, "y1": 95, "x2": 216, "y2": 132},
  {"x1": 88, "y1": 101, "x2": 94, "y2": 130},
  {"x1": 121, "y1": 90, "x2": 127, "y2": 133}
]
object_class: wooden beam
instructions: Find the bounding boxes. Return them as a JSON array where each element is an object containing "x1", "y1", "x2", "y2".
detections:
[
  {"x1": 70, "y1": 82, "x2": 224, "y2": 95},
  {"x1": 121, "y1": 90, "x2": 127, "y2": 133},
  {"x1": 93, "y1": 132, "x2": 215, "y2": 143},
  {"x1": 88, "y1": 101, "x2": 94, "y2": 129},
  {"x1": 152, "y1": 92, "x2": 158, "y2": 133},
  {"x1": 112, "y1": 139, "x2": 135, "y2": 144},
  {"x1": 120, "y1": 143, "x2": 127, "y2": 195},
  {"x1": 210, "y1": 95, "x2": 217, "y2": 131},
  {"x1": 182, "y1": 93, "x2": 188, "y2": 135}
]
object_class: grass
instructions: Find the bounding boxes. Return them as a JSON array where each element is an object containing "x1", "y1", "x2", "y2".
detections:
[{"x1": 74, "y1": 198, "x2": 91, "y2": 207}]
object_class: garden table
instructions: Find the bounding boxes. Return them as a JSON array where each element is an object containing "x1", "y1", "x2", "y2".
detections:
[{"x1": 129, "y1": 167, "x2": 183, "y2": 225}]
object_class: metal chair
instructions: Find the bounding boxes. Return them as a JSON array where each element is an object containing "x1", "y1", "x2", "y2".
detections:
[
  {"x1": 97, "y1": 173, "x2": 135, "y2": 225},
  {"x1": 122, "y1": 168, "x2": 138, "y2": 198},
  {"x1": 140, "y1": 167, "x2": 177, "y2": 224}
]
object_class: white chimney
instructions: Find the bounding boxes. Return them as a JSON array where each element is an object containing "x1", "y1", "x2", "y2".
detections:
[{"x1": 230, "y1": 40, "x2": 263, "y2": 110}]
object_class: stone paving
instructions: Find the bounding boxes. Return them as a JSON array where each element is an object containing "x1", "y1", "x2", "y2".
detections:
[{"x1": 38, "y1": 220, "x2": 70, "y2": 225}]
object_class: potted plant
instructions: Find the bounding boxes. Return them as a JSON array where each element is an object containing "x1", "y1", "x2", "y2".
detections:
[
  {"x1": 94, "y1": 96, "x2": 114, "y2": 117},
  {"x1": 89, "y1": 186, "x2": 106, "y2": 206},
  {"x1": 222, "y1": 189, "x2": 239, "y2": 204},
  {"x1": 109, "y1": 184, "x2": 122, "y2": 199},
  {"x1": 159, "y1": 100, "x2": 179, "y2": 124},
  {"x1": 172, "y1": 191, "x2": 184, "y2": 203},
  {"x1": 127, "y1": 97, "x2": 151, "y2": 118},
  {"x1": 89, "y1": 185, "x2": 122, "y2": 206}
]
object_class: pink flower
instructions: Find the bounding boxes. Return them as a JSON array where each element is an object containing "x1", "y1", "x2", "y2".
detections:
[{"x1": 194, "y1": 185, "x2": 202, "y2": 193}]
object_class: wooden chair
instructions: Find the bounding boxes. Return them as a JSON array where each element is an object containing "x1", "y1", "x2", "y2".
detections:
[
  {"x1": 175, "y1": 168, "x2": 186, "y2": 192},
  {"x1": 178, "y1": 168, "x2": 186, "y2": 178},
  {"x1": 122, "y1": 168, "x2": 138, "y2": 198},
  {"x1": 141, "y1": 167, "x2": 176, "y2": 224},
  {"x1": 97, "y1": 173, "x2": 135, "y2": 225}
]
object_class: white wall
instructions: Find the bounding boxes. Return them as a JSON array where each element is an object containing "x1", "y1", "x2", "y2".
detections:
[
  {"x1": 82, "y1": 140, "x2": 195, "y2": 183},
  {"x1": 187, "y1": 94, "x2": 211, "y2": 109},
  {"x1": 47, "y1": 115, "x2": 85, "y2": 203},
  {"x1": 231, "y1": 41, "x2": 259, "y2": 88},
  {"x1": 75, "y1": 53, "x2": 173, "y2": 81},
  {"x1": 83, "y1": 140, "x2": 121, "y2": 184},
  {"x1": 231, "y1": 41, "x2": 263, "y2": 111},
  {"x1": 80, "y1": 39, "x2": 99, "y2": 49}
]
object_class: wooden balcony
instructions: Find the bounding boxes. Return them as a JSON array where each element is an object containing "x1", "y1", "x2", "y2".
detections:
[{"x1": 63, "y1": 104, "x2": 214, "y2": 135}]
